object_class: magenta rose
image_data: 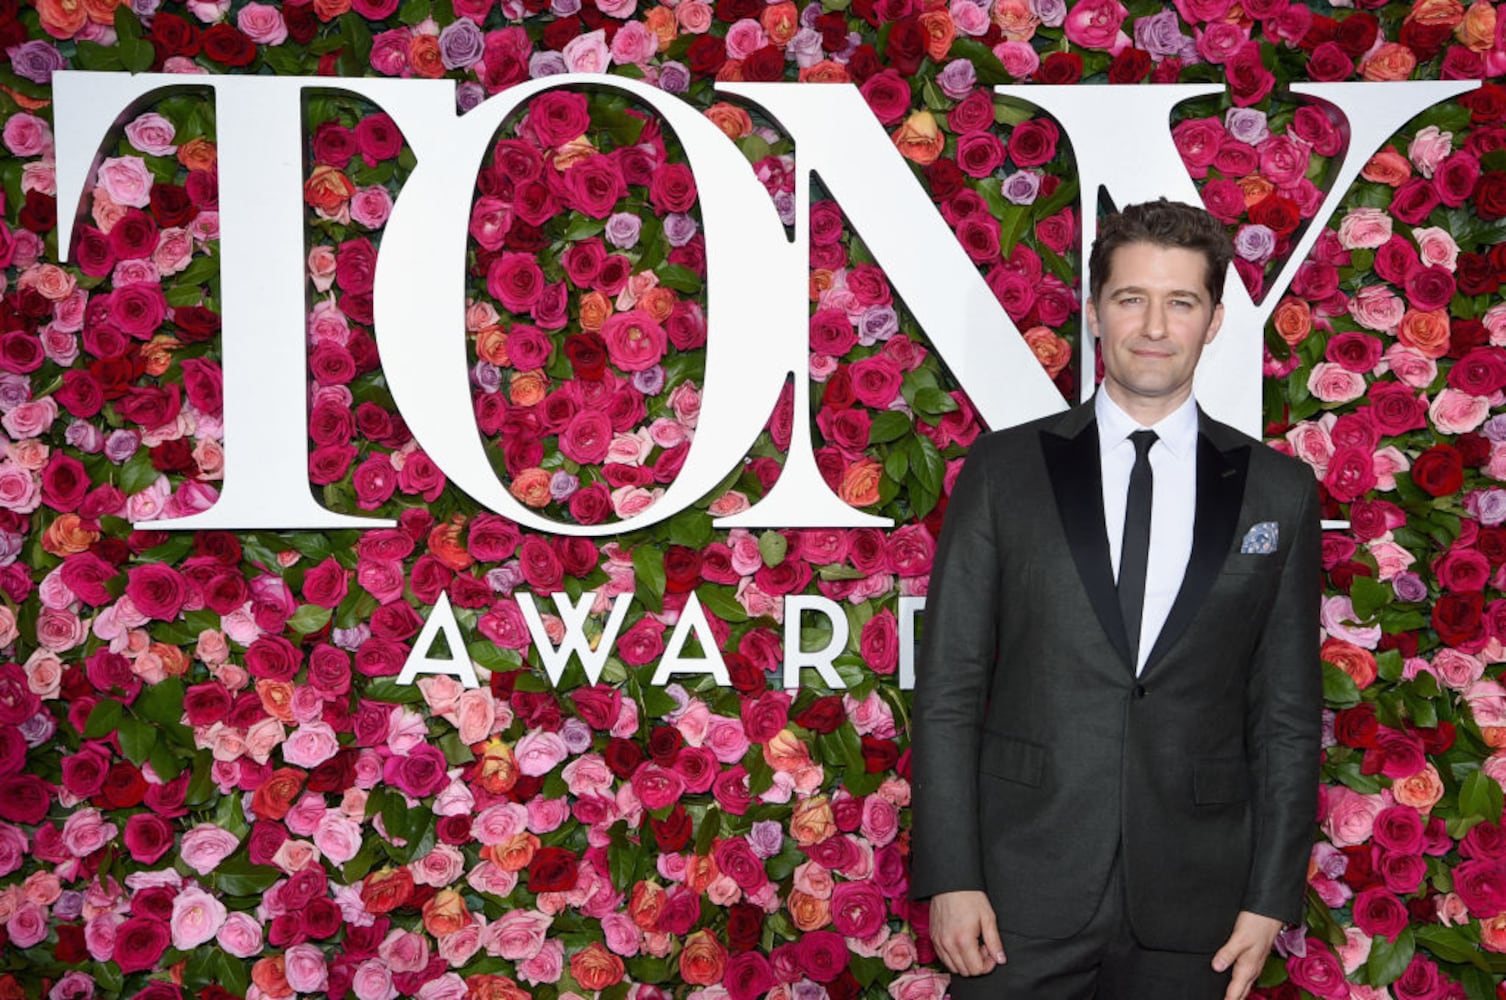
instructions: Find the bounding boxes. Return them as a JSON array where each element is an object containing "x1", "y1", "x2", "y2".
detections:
[
  {"x1": 109, "y1": 283, "x2": 168, "y2": 339},
  {"x1": 600, "y1": 310, "x2": 667, "y2": 372},
  {"x1": 795, "y1": 929, "x2": 849, "y2": 983},
  {"x1": 113, "y1": 916, "x2": 170, "y2": 973},
  {"x1": 505, "y1": 324, "x2": 553, "y2": 370},
  {"x1": 487, "y1": 252, "x2": 545, "y2": 312},
  {"x1": 956, "y1": 131, "x2": 1006, "y2": 179},
  {"x1": 302, "y1": 557, "x2": 350, "y2": 609},
  {"x1": 1323, "y1": 446, "x2": 1378, "y2": 503},
  {"x1": 525, "y1": 91, "x2": 590, "y2": 146},
  {"x1": 631, "y1": 762, "x2": 687, "y2": 809},
  {"x1": 724, "y1": 953, "x2": 777, "y2": 1000},
  {"x1": 1286, "y1": 942, "x2": 1349, "y2": 1000},
  {"x1": 829, "y1": 881, "x2": 886, "y2": 938},
  {"x1": 382, "y1": 745, "x2": 450, "y2": 798},
  {"x1": 123, "y1": 812, "x2": 175, "y2": 864},
  {"x1": 245, "y1": 635, "x2": 302, "y2": 681},
  {"x1": 1455, "y1": 858, "x2": 1506, "y2": 918},
  {"x1": 1008, "y1": 118, "x2": 1059, "y2": 167},
  {"x1": 560, "y1": 409, "x2": 613, "y2": 465},
  {"x1": 1351, "y1": 887, "x2": 1409, "y2": 940},
  {"x1": 849, "y1": 355, "x2": 903, "y2": 408},
  {"x1": 1404, "y1": 265, "x2": 1456, "y2": 312},
  {"x1": 1062, "y1": 0, "x2": 1126, "y2": 49},
  {"x1": 563, "y1": 156, "x2": 627, "y2": 219},
  {"x1": 125, "y1": 563, "x2": 187, "y2": 620},
  {"x1": 649, "y1": 162, "x2": 697, "y2": 214}
]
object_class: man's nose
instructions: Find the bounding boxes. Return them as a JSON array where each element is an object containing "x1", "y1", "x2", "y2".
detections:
[{"x1": 1144, "y1": 301, "x2": 1169, "y2": 339}]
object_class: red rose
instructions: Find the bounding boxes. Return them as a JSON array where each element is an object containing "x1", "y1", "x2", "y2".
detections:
[
  {"x1": 742, "y1": 43, "x2": 786, "y2": 81},
  {"x1": 113, "y1": 916, "x2": 170, "y2": 974},
  {"x1": 1250, "y1": 194, "x2": 1301, "y2": 236},
  {"x1": 1107, "y1": 47, "x2": 1151, "y2": 83},
  {"x1": 884, "y1": 16, "x2": 925, "y2": 75},
  {"x1": 1036, "y1": 51, "x2": 1083, "y2": 84},
  {"x1": 1411, "y1": 444, "x2": 1464, "y2": 497},
  {"x1": 1226, "y1": 42, "x2": 1275, "y2": 107},
  {"x1": 149, "y1": 11, "x2": 201, "y2": 58},
  {"x1": 726, "y1": 902, "x2": 764, "y2": 951},
  {"x1": 1457, "y1": 252, "x2": 1500, "y2": 295},
  {"x1": 201, "y1": 23, "x2": 257, "y2": 66},
  {"x1": 149, "y1": 183, "x2": 194, "y2": 227},
  {"x1": 1306, "y1": 40, "x2": 1354, "y2": 81},
  {"x1": 794, "y1": 695, "x2": 845, "y2": 734},
  {"x1": 1334, "y1": 704, "x2": 1379, "y2": 748},
  {"x1": 686, "y1": 35, "x2": 726, "y2": 76},
  {"x1": 1462, "y1": 82, "x2": 1506, "y2": 125},
  {"x1": 1333, "y1": 11, "x2": 1378, "y2": 56},
  {"x1": 1475, "y1": 172, "x2": 1506, "y2": 221},
  {"x1": 650, "y1": 803, "x2": 693, "y2": 851},
  {"x1": 172, "y1": 305, "x2": 221, "y2": 343},
  {"x1": 1433, "y1": 591, "x2": 1485, "y2": 647},
  {"x1": 528, "y1": 845, "x2": 580, "y2": 892},
  {"x1": 861, "y1": 735, "x2": 900, "y2": 772},
  {"x1": 846, "y1": 43, "x2": 882, "y2": 81},
  {"x1": 73, "y1": 226, "x2": 114, "y2": 277},
  {"x1": 924, "y1": 158, "x2": 964, "y2": 201}
]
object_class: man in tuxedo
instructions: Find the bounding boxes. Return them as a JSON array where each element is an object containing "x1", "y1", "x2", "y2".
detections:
[{"x1": 909, "y1": 199, "x2": 1321, "y2": 1000}]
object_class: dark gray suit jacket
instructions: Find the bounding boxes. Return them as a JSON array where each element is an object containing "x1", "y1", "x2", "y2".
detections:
[{"x1": 909, "y1": 398, "x2": 1321, "y2": 953}]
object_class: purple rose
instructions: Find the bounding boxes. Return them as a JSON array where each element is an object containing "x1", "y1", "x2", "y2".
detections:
[
  {"x1": 1133, "y1": 8, "x2": 1186, "y2": 58},
  {"x1": 5, "y1": 41, "x2": 66, "y2": 85},
  {"x1": 1001, "y1": 170, "x2": 1041, "y2": 205},
  {"x1": 438, "y1": 18, "x2": 484, "y2": 69}
]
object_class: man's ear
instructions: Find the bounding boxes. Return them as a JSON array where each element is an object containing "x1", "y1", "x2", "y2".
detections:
[
  {"x1": 1204, "y1": 301, "x2": 1224, "y2": 346},
  {"x1": 1085, "y1": 297, "x2": 1100, "y2": 340}
]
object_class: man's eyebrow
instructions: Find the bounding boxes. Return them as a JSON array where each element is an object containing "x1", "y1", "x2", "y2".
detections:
[{"x1": 1108, "y1": 285, "x2": 1206, "y2": 301}]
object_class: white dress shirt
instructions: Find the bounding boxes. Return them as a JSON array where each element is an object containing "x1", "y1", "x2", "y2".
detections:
[{"x1": 1096, "y1": 390, "x2": 1199, "y2": 674}]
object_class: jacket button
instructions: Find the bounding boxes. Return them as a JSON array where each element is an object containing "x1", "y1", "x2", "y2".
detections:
[{"x1": 1133, "y1": 684, "x2": 1147, "y2": 699}]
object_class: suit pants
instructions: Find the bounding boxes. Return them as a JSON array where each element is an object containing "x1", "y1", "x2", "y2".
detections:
[{"x1": 946, "y1": 848, "x2": 1233, "y2": 1000}]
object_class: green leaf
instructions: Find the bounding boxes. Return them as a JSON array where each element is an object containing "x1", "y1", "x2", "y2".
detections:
[
  {"x1": 135, "y1": 677, "x2": 185, "y2": 726},
  {"x1": 1347, "y1": 575, "x2": 1390, "y2": 620},
  {"x1": 83, "y1": 698, "x2": 123, "y2": 738},
  {"x1": 912, "y1": 386, "x2": 958, "y2": 417},
  {"x1": 948, "y1": 39, "x2": 1010, "y2": 86},
  {"x1": 868, "y1": 410, "x2": 912, "y2": 444},
  {"x1": 148, "y1": 739, "x2": 184, "y2": 781},
  {"x1": 1459, "y1": 769, "x2": 1504, "y2": 824},
  {"x1": 632, "y1": 545, "x2": 667, "y2": 614},
  {"x1": 696, "y1": 585, "x2": 748, "y2": 623},
  {"x1": 1321, "y1": 662, "x2": 1361, "y2": 709},
  {"x1": 73, "y1": 41, "x2": 124, "y2": 71},
  {"x1": 117, "y1": 448, "x2": 162, "y2": 495},
  {"x1": 117, "y1": 716, "x2": 157, "y2": 765},
  {"x1": 1414, "y1": 925, "x2": 1484, "y2": 966},
  {"x1": 213, "y1": 855, "x2": 281, "y2": 897},
  {"x1": 1366, "y1": 925, "x2": 1414, "y2": 987},
  {"x1": 758, "y1": 531, "x2": 787, "y2": 567},
  {"x1": 288, "y1": 603, "x2": 334, "y2": 636},
  {"x1": 656, "y1": 264, "x2": 702, "y2": 293},
  {"x1": 908, "y1": 435, "x2": 945, "y2": 495}
]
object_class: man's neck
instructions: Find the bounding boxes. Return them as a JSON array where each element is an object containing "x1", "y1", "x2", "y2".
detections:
[{"x1": 1101, "y1": 382, "x2": 1193, "y2": 428}]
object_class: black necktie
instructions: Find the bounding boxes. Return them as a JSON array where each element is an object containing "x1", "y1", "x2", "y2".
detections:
[{"x1": 1118, "y1": 430, "x2": 1157, "y2": 665}]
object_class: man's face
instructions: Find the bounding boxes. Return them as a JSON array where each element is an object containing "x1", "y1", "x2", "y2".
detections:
[{"x1": 1086, "y1": 241, "x2": 1224, "y2": 416}]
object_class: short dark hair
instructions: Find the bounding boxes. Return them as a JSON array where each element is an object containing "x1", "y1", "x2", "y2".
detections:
[{"x1": 1088, "y1": 198, "x2": 1234, "y2": 307}]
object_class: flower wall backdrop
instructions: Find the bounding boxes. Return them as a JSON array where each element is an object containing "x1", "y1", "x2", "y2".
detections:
[{"x1": 1, "y1": 0, "x2": 1506, "y2": 999}]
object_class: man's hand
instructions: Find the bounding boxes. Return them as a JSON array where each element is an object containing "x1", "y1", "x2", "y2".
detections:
[
  {"x1": 1212, "y1": 911, "x2": 1283, "y2": 1000},
  {"x1": 928, "y1": 890, "x2": 1006, "y2": 977}
]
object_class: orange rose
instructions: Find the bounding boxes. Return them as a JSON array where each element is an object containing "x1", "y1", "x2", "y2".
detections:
[
  {"x1": 579, "y1": 291, "x2": 613, "y2": 332},
  {"x1": 314, "y1": 0, "x2": 352, "y2": 19},
  {"x1": 685, "y1": 853, "x2": 719, "y2": 895},
  {"x1": 626, "y1": 289, "x2": 668, "y2": 326},
  {"x1": 763, "y1": 729, "x2": 811, "y2": 773},
  {"x1": 679, "y1": 929, "x2": 727, "y2": 986},
  {"x1": 35, "y1": 0, "x2": 87, "y2": 39},
  {"x1": 1482, "y1": 913, "x2": 1506, "y2": 953},
  {"x1": 644, "y1": 6, "x2": 678, "y2": 50},
  {"x1": 789, "y1": 795, "x2": 836, "y2": 846},
  {"x1": 1236, "y1": 175, "x2": 1275, "y2": 208},
  {"x1": 1361, "y1": 147, "x2": 1411, "y2": 186},
  {"x1": 1456, "y1": 0, "x2": 1496, "y2": 49},
  {"x1": 362, "y1": 866, "x2": 417, "y2": 914},
  {"x1": 304, "y1": 165, "x2": 356, "y2": 215},
  {"x1": 570, "y1": 941, "x2": 626, "y2": 991},
  {"x1": 509, "y1": 467, "x2": 554, "y2": 508},
  {"x1": 1272, "y1": 297, "x2": 1312, "y2": 346},
  {"x1": 787, "y1": 889, "x2": 832, "y2": 931},
  {"x1": 553, "y1": 136, "x2": 599, "y2": 170},
  {"x1": 992, "y1": 0, "x2": 1040, "y2": 40},
  {"x1": 428, "y1": 516, "x2": 474, "y2": 571},
  {"x1": 249, "y1": 767, "x2": 306, "y2": 820},
  {"x1": 466, "y1": 976, "x2": 532, "y2": 1000},
  {"x1": 892, "y1": 111, "x2": 945, "y2": 166},
  {"x1": 154, "y1": 642, "x2": 189, "y2": 678},
  {"x1": 476, "y1": 738, "x2": 519, "y2": 793},
  {"x1": 81, "y1": 0, "x2": 121, "y2": 24},
  {"x1": 630, "y1": 880, "x2": 667, "y2": 930},
  {"x1": 41, "y1": 514, "x2": 98, "y2": 556},
  {"x1": 256, "y1": 679, "x2": 297, "y2": 723},
  {"x1": 704, "y1": 103, "x2": 754, "y2": 140},
  {"x1": 715, "y1": 59, "x2": 746, "y2": 83},
  {"x1": 1360, "y1": 42, "x2": 1417, "y2": 81},
  {"x1": 476, "y1": 327, "x2": 510, "y2": 365},
  {"x1": 798, "y1": 61, "x2": 853, "y2": 83},
  {"x1": 810, "y1": 269, "x2": 835, "y2": 301},
  {"x1": 177, "y1": 138, "x2": 218, "y2": 172},
  {"x1": 1391, "y1": 762, "x2": 1444, "y2": 811},
  {"x1": 410, "y1": 34, "x2": 446, "y2": 78},
  {"x1": 509, "y1": 370, "x2": 550, "y2": 407},
  {"x1": 761, "y1": 1, "x2": 801, "y2": 45},
  {"x1": 141, "y1": 335, "x2": 182, "y2": 377},
  {"x1": 917, "y1": 10, "x2": 956, "y2": 61},
  {"x1": 1321, "y1": 637, "x2": 1376, "y2": 689},
  {"x1": 422, "y1": 889, "x2": 471, "y2": 937},
  {"x1": 839, "y1": 458, "x2": 883, "y2": 507},
  {"x1": 1397, "y1": 308, "x2": 1450, "y2": 358},
  {"x1": 493, "y1": 831, "x2": 541, "y2": 872},
  {"x1": 1406, "y1": 0, "x2": 1465, "y2": 28},
  {"x1": 1023, "y1": 326, "x2": 1071, "y2": 378},
  {"x1": 1483, "y1": 727, "x2": 1506, "y2": 748},
  {"x1": 250, "y1": 956, "x2": 292, "y2": 999}
]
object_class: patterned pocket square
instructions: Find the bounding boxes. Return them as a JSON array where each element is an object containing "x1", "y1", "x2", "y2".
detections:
[{"x1": 1240, "y1": 521, "x2": 1279, "y2": 554}]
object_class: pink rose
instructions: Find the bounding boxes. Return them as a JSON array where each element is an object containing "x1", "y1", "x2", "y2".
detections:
[
  {"x1": 1062, "y1": 0, "x2": 1126, "y2": 50},
  {"x1": 489, "y1": 908, "x2": 553, "y2": 960},
  {"x1": 1321, "y1": 785, "x2": 1383, "y2": 847},
  {"x1": 284, "y1": 943, "x2": 329, "y2": 994},
  {"x1": 487, "y1": 252, "x2": 545, "y2": 312},
  {"x1": 96, "y1": 156, "x2": 153, "y2": 208},
  {"x1": 1307, "y1": 362, "x2": 1366, "y2": 403},
  {"x1": 1407, "y1": 125, "x2": 1453, "y2": 178},
  {"x1": 170, "y1": 885, "x2": 228, "y2": 950},
  {"x1": 1430, "y1": 388, "x2": 1489, "y2": 434},
  {"x1": 601, "y1": 310, "x2": 668, "y2": 372},
  {"x1": 1336, "y1": 207, "x2": 1392, "y2": 250}
]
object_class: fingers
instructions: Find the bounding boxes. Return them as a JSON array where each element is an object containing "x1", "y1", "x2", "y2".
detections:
[
  {"x1": 981, "y1": 916, "x2": 1007, "y2": 967},
  {"x1": 1220, "y1": 949, "x2": 1260, "y2": 1000},
  {"x1": 930, "y1": 895, "x2": 1002, "y2": 977}
]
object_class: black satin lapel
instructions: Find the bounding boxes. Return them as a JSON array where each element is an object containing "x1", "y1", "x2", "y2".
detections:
[
  {"x1": 1041, "y1": 424, "x2": 1133, "y2": 669},
  {"x1": 1143, "y1": 434, "x2": 1250, "y2": 671}
]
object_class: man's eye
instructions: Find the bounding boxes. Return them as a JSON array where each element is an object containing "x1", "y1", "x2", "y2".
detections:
[{"x1": 1119, "y1": 296, "x2": 1142, "y2": 306}]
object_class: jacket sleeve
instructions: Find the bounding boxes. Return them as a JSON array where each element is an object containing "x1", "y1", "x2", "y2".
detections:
[
  {"x1": 1239, "y1": 473, "x2": 1323, "y2": 924},
  {"x1": 908, "y1": 436, "x2": 1002, "y2": 901}
]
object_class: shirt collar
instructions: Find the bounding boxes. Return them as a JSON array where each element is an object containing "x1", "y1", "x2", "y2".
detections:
[{"x1": 1094, "y1": 389, "x2": 1200, "y2": 460}]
